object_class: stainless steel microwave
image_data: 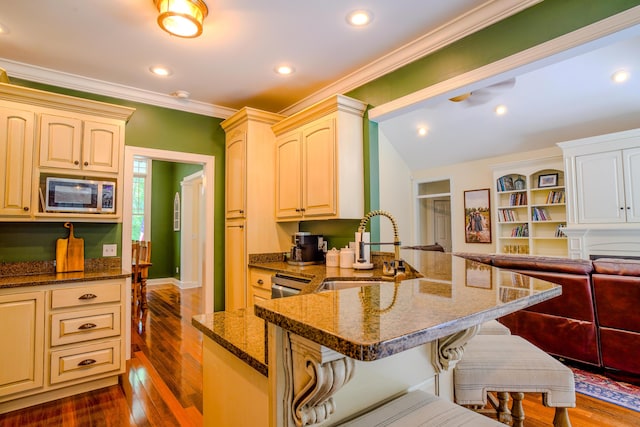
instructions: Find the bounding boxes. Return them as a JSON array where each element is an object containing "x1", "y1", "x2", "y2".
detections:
[{"x1": 45, "y1": 177, "x2": 116, "y2": 213}]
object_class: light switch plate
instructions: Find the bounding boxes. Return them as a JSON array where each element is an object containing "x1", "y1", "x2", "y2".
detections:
[{"x1": 103, "y1": 244, "x2": 117, "y2": 257}]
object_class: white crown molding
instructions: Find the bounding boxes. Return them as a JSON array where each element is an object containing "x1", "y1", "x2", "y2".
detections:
[
  {"x1": 369, "y1": 5, "x2": 640, "y2": 122},
  {"x1": 0, "y1": 0, "x2": 539, "y2": 119},
  {"x1": 0, "y1": 58, "x2": 237, "y2": 119},
  {"x1": 279, "y1": 0, "x2": 542, "y2": 116}
]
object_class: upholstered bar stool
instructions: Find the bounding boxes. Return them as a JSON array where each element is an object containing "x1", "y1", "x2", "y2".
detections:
[{"x1": 454, "y1": 335, "x2": 575, "y2": 427}]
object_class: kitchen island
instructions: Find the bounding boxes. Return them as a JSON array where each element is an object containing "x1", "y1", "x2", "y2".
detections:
[{"x1": 192, "y1": 251, "x2": 562, "y2": 426}]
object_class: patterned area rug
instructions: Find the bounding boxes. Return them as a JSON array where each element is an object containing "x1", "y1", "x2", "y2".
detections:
[{"x1": 571, "y1": 367, "x2": 640, "y2": 412}]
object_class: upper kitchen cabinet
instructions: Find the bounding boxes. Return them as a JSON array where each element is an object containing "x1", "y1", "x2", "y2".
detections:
[
  {"x1": 39, "y1": 114, "x2": 121, "y2": 175},
  {"x1": 272, "y1": 95, "x2": 367, "y2": 221},
  {"x1": 559, "y1": 128, "x2": 640, "y2": 225},
  {"x1": 0, "y1": 82, "x2": 134, "y2": 222},
  {"x1": 0, "y1": 106, "x2": 35, "y2": 217}
]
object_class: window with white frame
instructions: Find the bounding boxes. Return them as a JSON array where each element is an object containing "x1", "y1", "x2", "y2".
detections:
[{"x1": 132, "y1": 157, "x2": 152, "y2": 241}]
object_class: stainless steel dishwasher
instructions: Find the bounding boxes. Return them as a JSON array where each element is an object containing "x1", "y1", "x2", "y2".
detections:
[{"x1": 271, "y1": 273, "x2": 310, "y2": 299}]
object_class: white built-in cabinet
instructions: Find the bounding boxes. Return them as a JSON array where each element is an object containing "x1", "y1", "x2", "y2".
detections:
[
  {"x1": 0, "y1": 106, "x2": 35, "y2": 217},
  {"x1": 493, "y1": 157, "x2": 567, "y2": 257},
  {"x1": 221, "y1": 108, "x2": 294, "y2": 311},
  {"x1": 272, "y1": 95, "x2": 367, "y2": 221},
  {"x1": 0, "y1": 82, "x2": 134, "y2": 222},
  {"x1": 0, "y1": 278, "x2": 125, "y2": 414},
  {"x1": 559, "y1": 128, "x2": 640, "y2": 225}
]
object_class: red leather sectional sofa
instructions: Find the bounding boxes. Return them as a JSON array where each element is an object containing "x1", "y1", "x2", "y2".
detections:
[{"x1": 456, "y1": 253, "x2": 640, "y2": 385}]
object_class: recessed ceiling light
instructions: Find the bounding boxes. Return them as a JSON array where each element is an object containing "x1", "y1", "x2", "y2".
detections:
[
  {"x1": 149, "y1": 65, "x2": 172, "y2": 77},
  {"x1": 275, "y1": 65, "x2": 295, "y2": 76},
  {"x1": 171, "y1": 90, "x2": 190, "y2": 99},
  {"x1": 347, "y1": 10, "x2": 372, "y2": 27},
  {"x1": 0, "y1": 23, "x2": 9, "y2": 34},
  {"x1": 495, "y1": 105, "x2": 507, "y2": 116},
  {"x1": 611, "y1": 69, "x2": 630, "y2": 83},
  {"x1": 417, "y1": 127, "x2": 428, "y2": 137}
]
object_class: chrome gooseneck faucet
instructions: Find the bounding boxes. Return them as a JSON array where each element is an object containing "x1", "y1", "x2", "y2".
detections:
[{"x1": 356, "y1": 210, "x2": 405, "y2": 278}]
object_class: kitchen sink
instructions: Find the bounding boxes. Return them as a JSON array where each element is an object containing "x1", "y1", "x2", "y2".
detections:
[{"x1": 319, "y1": 280, "x2": 386, "y2": 291}]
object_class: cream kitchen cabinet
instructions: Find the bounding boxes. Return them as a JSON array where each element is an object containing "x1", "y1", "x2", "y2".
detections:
[
  {"x1": 0, "y1": 106, "x2": 35, "y2": 217},
  {"x1": 0, "y1": 290, "x2": 45, "y2": 398},
  {"x1": 0, "y1": 278, "x2": 126, "y2": 414},
  {"x1": 559, "y1": 128, "x2": 640, "y2": 225},
  {"x1": 221, "y1": 108, "x2": 295, "y2": 311},
  {"x1": 247, "y1": 267, "x2": 272, "y2": 306},
  {"x1": 272, "y1": 94, "x2": 367, "y2": 222},
  {"x1": 39, "y1": 113, "x2": 122, "y2": 175},
  {"x1": 0, "y1": 82, "x2": 134, "y2": 222}
]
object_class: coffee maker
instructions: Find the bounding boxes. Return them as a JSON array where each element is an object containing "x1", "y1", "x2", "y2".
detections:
[{"x1": 289, "y1": 232, "x2": 325, "y2": 265}]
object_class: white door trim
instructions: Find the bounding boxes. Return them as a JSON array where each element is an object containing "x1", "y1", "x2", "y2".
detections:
[{"x1": 123, "y1": 146, "x2": 215, "y2": 358}]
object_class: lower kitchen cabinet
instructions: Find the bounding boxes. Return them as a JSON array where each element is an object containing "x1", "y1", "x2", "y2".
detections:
[
  {"x1": 248, "y1": 268, "x2": 272, "y2": 306},
  {"x1": 0, "y1": 291, "x2": 45, "y2": 397},
  {"x1": 0, "y1": 278, "x2": 126, "y2": 414}
]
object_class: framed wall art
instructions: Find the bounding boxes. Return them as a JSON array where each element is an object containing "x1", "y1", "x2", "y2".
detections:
[
  {"x1": 538, "y1": 173, "x2": 558, "y2": 188},
  {"x1": 464, "y1": 188, "x2": 491, "y2": 243}
]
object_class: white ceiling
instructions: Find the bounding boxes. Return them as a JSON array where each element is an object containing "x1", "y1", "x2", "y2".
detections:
[
  {"x1": 1, "y1": 1, "x2": 639, "y2": 171},
  {"x1": 378, "y1": 24, "x2": 640, "y2": 171}
]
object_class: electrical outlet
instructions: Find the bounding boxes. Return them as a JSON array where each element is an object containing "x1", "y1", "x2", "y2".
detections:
[
  {"x1": 103, "y1": 244, "x2": 117, "y2": 257},
  {"x1": 176, "y1": 267, "x2": 179, "y2": 274}
]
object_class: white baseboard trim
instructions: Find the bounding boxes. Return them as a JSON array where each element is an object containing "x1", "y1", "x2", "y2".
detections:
[{"x1": 146, "y1": 277, "x2": 202, "y2": 290}]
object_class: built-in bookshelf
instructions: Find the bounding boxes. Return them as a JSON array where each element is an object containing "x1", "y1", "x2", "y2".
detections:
[{"x1": 493, "y1": 157, "x2": 567, "y2": 257}]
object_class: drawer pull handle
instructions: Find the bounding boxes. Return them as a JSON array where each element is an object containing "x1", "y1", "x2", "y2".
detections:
[
  {"x1": 78, "y1": 323, "x2": 97, "y2": 330},
  {"x1": 78, "y1": 359, "x2": 96, "y2": 366},
  {"x1": 257, "y1": 279, "x2": 264, "y2": 285},
  {"x1": 79, "y1": 293, "x2": 98, "y2": 300}
]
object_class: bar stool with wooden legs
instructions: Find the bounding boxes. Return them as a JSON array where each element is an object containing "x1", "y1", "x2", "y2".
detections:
[
  {"x1": 131, "y1": 241, "x2": 142, "y2": 324},
  {"x1": 454, "y1": 334, "x2": 575, "y2": 427}
]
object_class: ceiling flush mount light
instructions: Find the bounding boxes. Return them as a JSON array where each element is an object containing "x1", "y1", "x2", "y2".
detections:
[
  {"x1": 154, "y1": 0, "x2": 208, "y2": 38},
  {"x1": 417, "y1": 127, "x2": 428, "y2": 137},
  {"x1": 495, "y1": 105, "x2": 508, "y2": 116},
  {"x1": 172, "y1": 90, "x2": 190, "y2": 99},
  {"x1": 149, "y1": 65, "x2": 173, "y2": 76},
  {"x1": 347, "y1": 10, "x2": 372, "y2": 27},
  {"x1": 275, "y1": 65, "x2": 295, "y2": 76},
  {"x1": 611, "y1": 69, "x2": 630, "y2": 83}
]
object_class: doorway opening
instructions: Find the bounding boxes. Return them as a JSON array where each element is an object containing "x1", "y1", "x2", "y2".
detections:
[
  {"x1": 415, "y1": 179, "x2": 452, "y2": 252},
  {"x1": 122, "y1": 146, "x2": 215, "y2": 359}
]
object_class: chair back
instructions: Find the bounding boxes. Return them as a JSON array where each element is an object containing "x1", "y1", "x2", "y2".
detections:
[
  {"x1": 139, "y1": 241, "x2": 151, "y2": 264},
  {"x1": 132, "y1": 240, "x2": 142, "y2": 282}
]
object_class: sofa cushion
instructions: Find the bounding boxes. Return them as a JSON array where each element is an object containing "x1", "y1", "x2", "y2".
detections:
[
  {"x1": 593, "y1": 274, "x2": 640, "y2": 333},
  {"x1": 491, "y1": 254, "x2": 593, "y2": 275},
  {"x1": 599, "y1": 327, "x2": 640, "y2": 376},
  {"x1": 593, "y1": 258, "x2": 640, "y2": 276},
  {"x1": 499, "y1": 311, "x2": 600, "y2": 366},
  {"x1": 511, "y1": 270, "x2": 596, "y2": 322}
]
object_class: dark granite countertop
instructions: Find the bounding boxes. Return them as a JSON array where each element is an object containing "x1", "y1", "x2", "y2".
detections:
[
  {"x1": 192, "y1": 309, "x2": 268, "y2": 376},
  {"x1": 0, "y1": 258, "x2": 129, "y2": 289},
  {"x1": 253, "y1": 251, "x2": 562, "y2": 361}
]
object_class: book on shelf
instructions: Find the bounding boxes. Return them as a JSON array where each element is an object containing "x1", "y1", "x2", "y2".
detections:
[
  {"x1": 499, "y1": 208, "x2": 518, "y2": 222},
  {"x1": 497, "y1": 176, "x2": 514, "y2": 192},
  {"x1": 509, "y1": 192, "x2": 527, "y2": 206},
  {"x1": 510, "y1": 223, "x2": 529, "y2": 237},
  {"x1": 532, "y1": 207, "x2": 551, "y2": 221},
  {"x1": 545, "y1": 190, "x2": 565, "y2": 204},
  {"x1": 555, "y1": 223, "x2": 566, "y2": 237}
]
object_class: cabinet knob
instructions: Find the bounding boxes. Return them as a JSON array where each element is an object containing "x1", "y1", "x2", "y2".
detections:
[
  {"x1": 295, "y1": 208, "x2": 301, "y2": 212},
  {"x1": 74, "y1": 160, "x2": 80, "y2": 165},
  {"x1": 23, "y1": 206, "x2": 29, "y2": 211},
  {"x1": 621, "y1": 207, "x2": 625, "y2": 210},
  {"x1": 84, "y1": 161, "x2": 89, "y2": 166},
  {"x1": 627, "y1": 206, "x2": 631, "y2": 210},
  {"x1": 257, "y1": 279, "x2": 264, "y2": 285},
  {"x1": 239, "y1": 210, "x2": 244, "y2": 214}
]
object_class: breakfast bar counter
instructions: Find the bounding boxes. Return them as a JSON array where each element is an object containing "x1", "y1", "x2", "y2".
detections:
[{"x1": 194, "y1": 251, "x2": 562, "y2": 426}]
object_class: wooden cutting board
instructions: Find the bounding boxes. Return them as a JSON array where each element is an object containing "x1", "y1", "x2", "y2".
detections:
[{"x1": 56, "y1": 222, "x2": 84, "y2": 273}]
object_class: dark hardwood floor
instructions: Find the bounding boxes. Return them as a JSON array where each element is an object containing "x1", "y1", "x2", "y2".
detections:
[{"x1": 1, "y1": 284, "x2": 638, "y2": 426}]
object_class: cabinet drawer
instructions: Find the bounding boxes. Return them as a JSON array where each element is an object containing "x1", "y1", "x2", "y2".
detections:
[
  {"x1": 251, "y1": 286, "x2": 271, "y2": 305},
  {"x1": 50, "y1": 306, "x2": 121, "y2": 346},
  {"x1": 249, "y1": 269, "x2": 272, "y2": 291},
  {"x1": 51, "y1": 281, "x2": 121, "y2": 309},
  {"x1": 50, "y1": 339, "x2": 121, "y2": 384}
]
